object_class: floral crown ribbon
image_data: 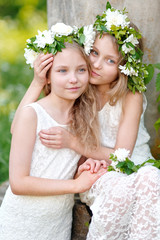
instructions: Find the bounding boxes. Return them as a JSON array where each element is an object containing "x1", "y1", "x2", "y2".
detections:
[
  {"x1": 24, "y1": 23, "x2": 96, "y2": 68},
  {"x1": 93, "y1": 1, "x2": 154, "y2": 93}
]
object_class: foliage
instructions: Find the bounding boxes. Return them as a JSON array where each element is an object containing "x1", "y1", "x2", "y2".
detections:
[
  {"x1": 151, "y1": 63, "x2": 160, "y2": 132},
  {"x1": 0, "y1": 1, "x2": 47, "y2": 184},
  {"x1": 108, "y1": 148, "x2": 160, "y2": 175}
]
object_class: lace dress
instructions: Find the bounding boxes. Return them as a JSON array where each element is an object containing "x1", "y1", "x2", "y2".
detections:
[
  {"x1": 80, "y1": 95, "x2": 160, "y2": 240},
  {"x1": 0, "y1": 103, "x2": 81, "y2": 240}
]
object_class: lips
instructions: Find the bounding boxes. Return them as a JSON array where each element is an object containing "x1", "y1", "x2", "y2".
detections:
[
  {"x1": 91, "y1": 71, "x2": 100, "y2": 77},
  {"x1": 66, "y1": 87, "x2": 80, "y2": 91}
]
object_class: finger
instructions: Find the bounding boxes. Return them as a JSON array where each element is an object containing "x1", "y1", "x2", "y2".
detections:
[
  {"x1": 79, "y1": 164, "x2": 90, "y2": 173},
  {"x1": 39, "y1": 132, "x2": 57, "y2": 140},
  {"x1": 100, "y1": 160, "x2": 108, "y2": 168},
  {"x1": 40, "y1": 138, "x2": 61, "y2": 148},
  {"x1": 39, "y1": 53, "x2": 53, "y2": 63},
  {"x1": 40, "y1": 62, "x2": 53, "y2": 76},
  {"x1": 40, "y1": 127, "x2": 62, "y2": 135},
  {"x1": 88, "y1": 161, "x2": 96, "y2": 173},
  {"x1": 96, "y1": 169, "x2": 107, "y2": 178},
  {"x1": 38, "y1": 56, "x2": 54, "y2": 72},
  {"x1": 94, "y1": 161, "x2": 101, "y2": 173}
]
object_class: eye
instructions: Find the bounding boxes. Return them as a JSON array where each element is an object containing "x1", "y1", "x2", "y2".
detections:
[
  {"x1": 107, "y1": 59, "x2": 115, "y2": 64},
  {"x1": 59, "y1": 69, "x2": 66, "y2": 73},
  {"x1": 78, "y1": 68, "x2": 87, "y2": 73},
  {"x1": 91, "y1": 49, "x2": 98, "y2": 56}
]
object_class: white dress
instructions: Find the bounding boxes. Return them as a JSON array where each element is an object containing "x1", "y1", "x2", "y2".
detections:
[
  {"x1": 0, "y1": 103, "x2": 81, "y2": 240},
  {"x1": 81, "y1": 95, "x2": 160, "y2": 240}
]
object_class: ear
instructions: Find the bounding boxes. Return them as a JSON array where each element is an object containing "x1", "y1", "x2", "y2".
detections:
[{"x1": 47, "y1": 78, "x2": 51, "y2": 84}]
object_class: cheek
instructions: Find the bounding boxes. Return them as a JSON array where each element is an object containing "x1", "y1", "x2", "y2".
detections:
[
  {"x1": 89, "y1": 54, "x2": 94, "y2": 65},
  {"x1": 104, "y1": 66, "x2": 118, "y2": 79}
]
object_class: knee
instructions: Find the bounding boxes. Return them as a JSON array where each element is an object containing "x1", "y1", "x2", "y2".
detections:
[{"x1": 136, "y1": 165, "x2": 159, "y2": 189}]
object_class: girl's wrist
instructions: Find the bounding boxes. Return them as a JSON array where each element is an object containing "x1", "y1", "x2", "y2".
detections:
[{"x1": 32, "y1": 78, "x2": 45, "y2": 89}]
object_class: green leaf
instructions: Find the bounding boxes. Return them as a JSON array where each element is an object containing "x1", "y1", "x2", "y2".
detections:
[
  {"x1": 156, "y1": 94, "x2": 160, "y2": 102},
  {"x1": 126, "y1": 160, "x2": 134, "y2": 169},
  {"x1": 156, "y1": 73, "x2": 160, "y2": 91},
  {"x1": 106, "y1": 1, "x2": 111, "y2": 10},
  {"x1": 144, "y1": 64, "x2": 154, "y2": 85},
  {"x1": 125, "y1": 168, "x2": 133, "y2": 175},
  {"x1": 154, "y1": 118, "x2": 160, "y2": 132},
  {"x1": 101, "y1": 25, "x2": 108, "y2": 32},
  {"x1": 154, "y1": 63, "x2": 160, "y2": 70},
  {"x1": 107, "y1": 166, "x2": 115, "y2": 172},
  {"x1": 153, "y1": 160, "x2": 160, "y2": 169},
  {"x1": 116, "y1": 161, "x2": 125, "y2": 168},
  {"x1": 79, "y1": 34, "x2": 85, "y2": 44}
]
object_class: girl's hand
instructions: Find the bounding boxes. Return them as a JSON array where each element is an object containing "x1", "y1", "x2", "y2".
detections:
[
  {"x1": 75, "y1": 168, "x2": 107, "y2": 193},
  {"x1": 33, "y1": 53, "x2": 54, "y2": 87},
  {"x1": 39, "y1": 127, "x2": 72, "y2": 149},
  {"x1": 76, "y1": 158, "x2": 107, "y2": 178}
]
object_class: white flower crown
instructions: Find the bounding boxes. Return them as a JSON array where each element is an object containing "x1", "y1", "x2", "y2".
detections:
[
  {"x1": 93, "y1": 1, "x2": 153, "y2": 93},
  {"x1": 24, "y1": 22, "x2": 96, "y2": 68}
]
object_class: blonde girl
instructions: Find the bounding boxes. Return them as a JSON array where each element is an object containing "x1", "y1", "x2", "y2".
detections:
[{"x1": 0, "y1": 25, "x2": 107, "y2": 240}]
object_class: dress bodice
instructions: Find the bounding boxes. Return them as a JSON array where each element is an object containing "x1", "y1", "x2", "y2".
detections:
[
  {"x1": 0, "y1": 102, "x2": 81, "y2": 240},
  {"x1": 98, "y1": 94, "x2": 152, "y2": 164},
  {"x1": 28, "y1": 102, "x2": 81, "y2": 180}
]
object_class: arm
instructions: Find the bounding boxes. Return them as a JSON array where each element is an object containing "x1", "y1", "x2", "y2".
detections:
[
  {"x1": 38, "y1": 92, "x2": 143, "y2": 161},
  {"x1": 9, "y1": 107, "x2": 105, "y2": 196},
  {"x1": 114, "y1": 91, "x2": 143, "y2": 153},
  {"x1": 11, "y1": 53, "x2": 54, "y2": 134}
]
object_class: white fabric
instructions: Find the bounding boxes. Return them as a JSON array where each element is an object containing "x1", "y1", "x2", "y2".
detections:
[
  {"x1": 81, "y1": 94, "x2": 160, "y2": 240},
  {"x1": 0, "y1": 102, "x2": 81, "y2": 240}
]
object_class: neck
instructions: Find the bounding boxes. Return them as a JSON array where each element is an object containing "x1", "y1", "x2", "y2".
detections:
[
  {"x1": 96, "y1": 84, "x2": 110, "y2": 110},
  {"x1": 40, "y1": 93, "x2": 75, "y2": 125}
]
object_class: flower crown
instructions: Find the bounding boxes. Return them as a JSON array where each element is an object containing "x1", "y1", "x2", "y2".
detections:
[
  {"x1": 24, "y1": 22, "x2": 96, "y2": 68},
  {"x1": 93, "y1": 1, "x2": 152, "y2": 93}
]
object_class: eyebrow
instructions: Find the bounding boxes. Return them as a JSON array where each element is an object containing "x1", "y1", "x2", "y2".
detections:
[
  {"x1": 106, "y1": 54, "x2": 119, "y2": 60},
  {"x1": 93, "y1": 46, "x2": 119, "y2": 60},
  {"x1": 54, "y1": 64, "x2": 87, "y2": 69}
]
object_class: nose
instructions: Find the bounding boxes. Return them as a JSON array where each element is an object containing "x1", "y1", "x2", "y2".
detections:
[
  {"x1": 69, "y1": 72, "x2": 78, "y2": 84},
  {"x1": 92, "y1": 58, "x2": 102, "y2": 70}
]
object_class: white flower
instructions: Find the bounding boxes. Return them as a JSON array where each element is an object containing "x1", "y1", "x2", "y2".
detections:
[
  {"x1": 122, "y1": 34, "x2": 139, "y2": 53},
  {"x1": 119, "y1": 64, "x2": 138, "y2": 76},
  {"x1": 26, "y1": 39, "x2": 31, "y2": 44},
  {"x1": 51, "y1": 23, "x2": 73, "y2": 36},
  {"x1": 73, "y1": 25, "x2": 78, "y2": 34},
  {"x1": 125, "y1": 34, "x2": 139, "y2": 45},
  {"x1": 110, "y1": 161, "x2": 121, "y2": 172},
  {"x1": 122, "y1": 44, "x2": 133, "y2": 54},
  {"x1": 34, "y1": 30, "x2": 54, "y2": 48},
  {"x1": 114, "y1": 148, "x2": 130, "y2": 162},
  {"x1": 83, "y1": 24, "x2": 96, "y2": 55},
  {"x1": 104, "y1": 9, "x2": 130, "y2": 30},
  {"x1": 24, "y1": 48, "x2": 39, "y2": 68}
]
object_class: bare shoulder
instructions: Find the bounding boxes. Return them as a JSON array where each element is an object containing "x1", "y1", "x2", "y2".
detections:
[
  {"x1": 125, "y1": 91, "x2": 143, "y2": 104},
  {"x1": 124, "y1": 91, "x2": 143, "y2": 114},
  {"x1": 13, "y1": 106, "x2": 37, "y2": 132}
]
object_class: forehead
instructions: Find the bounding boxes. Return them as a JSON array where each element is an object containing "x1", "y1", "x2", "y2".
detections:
[
  {"x1": 54, "y1": 47, "x2": 86, "y2": 63},
  {"x1": 94, "y1": 34, "x2": 119, "y2": 57}
]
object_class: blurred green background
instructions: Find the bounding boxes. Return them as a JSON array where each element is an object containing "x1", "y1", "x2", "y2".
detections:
[{"x1": 0, "y1": 0, "x2": 47, "y2": 184}]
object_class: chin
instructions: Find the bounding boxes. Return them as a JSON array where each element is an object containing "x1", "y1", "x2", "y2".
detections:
[{"x1": 89, "y1": 78, "x2": 99, "y2": 85}]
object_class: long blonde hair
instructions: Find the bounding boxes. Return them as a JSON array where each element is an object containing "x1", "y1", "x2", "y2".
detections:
[{"x1": 43, "y1": 42, "x2": 100, "y2": 149}]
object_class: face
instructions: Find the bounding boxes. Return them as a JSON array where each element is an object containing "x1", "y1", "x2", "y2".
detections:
[
  {"x1": 89, "y1": 34, "x2": 120, "y2": 90},
  {"x1": 48, "y1": 47, "x2": 89, "y2": 101}
]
